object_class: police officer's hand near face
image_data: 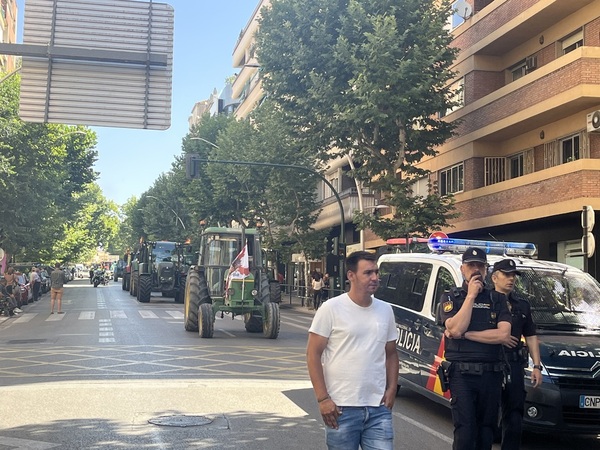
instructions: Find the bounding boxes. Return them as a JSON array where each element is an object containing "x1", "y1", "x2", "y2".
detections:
[
  {"x1": 319, "y1": 398, "x2": 342, "y2": 429},
  {"x1": 467, "y1": 272, "x2": 484, "y2": 297}
]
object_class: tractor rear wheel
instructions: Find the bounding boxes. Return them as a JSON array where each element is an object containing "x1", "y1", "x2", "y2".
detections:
[
  {"x1": 199, "y1": 303, "x2": 214, "y2": 338},
  {"x1": 263, "y1": 302, "x2": 280, "y2": 339},
  {"x1": 122, "y1": 273, "x2": 129, "y2": 291},
  {"x1": 244, "y1": 313, "x2": 263, "y2": 333},
  {"x1": 269, "y1": 280, "x2": 282, "y2": 303},
  {"x1": 130, "y1": 271, "x2": 138, "y2": 297},
  {"x1": 138, "y1": 274, "x2": 152, "y2": 303}
]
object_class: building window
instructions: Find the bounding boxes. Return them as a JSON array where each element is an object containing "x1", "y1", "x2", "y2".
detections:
[
  {"x1": 561, "y1": 29, "x2": 583, "y2": 55},
  {"x1": 446, "y1": 0, "x2": 468, "y2": 30},
  {"x1": 484, "y1": 157, "x2": 505, "y2": 186},
  {"x1": 510, "y1": 60, "x2": 527, "y2": 81},
  {"x1": 410, "y1": 177, "x2": 429, "y2": 197},
  {"x1": 440, "y1": 163, "x2": 464, "y2": 195},
  {"x1": 441, "y1": 77, "x2": 464, "y2": 117},
  {"x1": 509, "y1": 153, "x2": 524, "y2": 178},
  {"x1": 561, "y1": 134, "x2": 581, "y2": 163}
]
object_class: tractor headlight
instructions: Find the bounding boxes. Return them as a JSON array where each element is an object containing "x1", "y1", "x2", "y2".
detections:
[{"x1": 251, "y1": 289, "x2": 258, "y2": 296}]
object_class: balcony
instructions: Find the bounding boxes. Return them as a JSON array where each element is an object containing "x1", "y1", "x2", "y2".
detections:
[
  {"x1": 447, "y1": 47, "x2": 600, "y2": 144},
  {"x1": 450, "y1": 159, "x2": 600, "y2": 232},
  {"x1": 313, "y1": 188, "x2": 378, "y2": 230},
  {"x1": 453, "y1": 0, "x2": 595, "y2": 57}
]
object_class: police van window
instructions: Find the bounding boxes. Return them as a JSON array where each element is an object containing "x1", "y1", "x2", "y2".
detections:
[
  {"x1": 514, "y1": 267, "x2": 600, "y2": 329},
  {"x1": 377, "y1": 262, "x2": 432, "y2": 312},
  {"x1": 431, "y1": 266, "x2": 456, "y2": 318}
]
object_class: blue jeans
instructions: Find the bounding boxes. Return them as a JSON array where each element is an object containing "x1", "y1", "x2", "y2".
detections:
[{"x1": 325, "y1": 405, "x2": 393, "y2": 450}]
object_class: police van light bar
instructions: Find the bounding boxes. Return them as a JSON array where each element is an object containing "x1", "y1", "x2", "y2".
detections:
[{"x1": 427, "y1": 238, "x2": 537, "y2": 257}]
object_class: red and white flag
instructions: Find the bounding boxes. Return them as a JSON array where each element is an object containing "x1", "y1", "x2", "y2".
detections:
[{"x1": 229, "y1": 244, "x2": 250, "y2": 279}]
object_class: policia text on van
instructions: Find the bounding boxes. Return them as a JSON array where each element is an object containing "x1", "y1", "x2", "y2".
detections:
[{"x1": 376, "y1": 238, "x2": 600, "y2": 436}]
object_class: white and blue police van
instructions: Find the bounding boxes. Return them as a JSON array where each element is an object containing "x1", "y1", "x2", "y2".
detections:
[{"x1": 376, "y1": 237, "x2": 600, "y2": 436}]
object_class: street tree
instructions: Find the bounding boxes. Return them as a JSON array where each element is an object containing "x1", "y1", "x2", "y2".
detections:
[
  {"x1": 256, "y1": 0, "x2": 460, "y2": 240},
  {"x1": 0, "y1": 72, "x2": 98, "y2": 261}
]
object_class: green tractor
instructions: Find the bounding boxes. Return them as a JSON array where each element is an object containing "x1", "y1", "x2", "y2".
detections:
[
  {"x1": 129, "y1": 240, "x2": 190, "y2": 303},
  {"x1": 183, "y1": 226, "x2": 281, "y2": 339}
]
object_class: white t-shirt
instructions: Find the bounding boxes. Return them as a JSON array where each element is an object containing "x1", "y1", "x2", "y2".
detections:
[{"x1": 309, "y1": 293, "x2": 397, "y2": 407}]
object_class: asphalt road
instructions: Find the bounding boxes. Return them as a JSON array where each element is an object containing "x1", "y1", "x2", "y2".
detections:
[{"x1": 0, "y1": 279, "x2": 597, "y2": 449}]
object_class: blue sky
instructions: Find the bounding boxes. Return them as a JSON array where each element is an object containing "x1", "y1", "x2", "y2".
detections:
[{"x1": 16, "y1": 0, "x2": 259, "y2": 205}]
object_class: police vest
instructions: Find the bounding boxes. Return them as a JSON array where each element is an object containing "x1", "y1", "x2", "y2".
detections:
[{"x1": 444, "y1": 288, "x2": 507, "y2": 363}]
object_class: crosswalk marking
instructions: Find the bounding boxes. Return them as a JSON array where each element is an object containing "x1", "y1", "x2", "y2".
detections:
[
  {"x1": 138, "y1": 311, "x2": 159, "y2": 319},
  {"x1": 13, "y1": 313, "x2": 36, "y2": 323},
  {"x1": 110, "y1": 310, "x2": 127, "y2": 319},
  {"x1": 165, "y1": 310, "x2": 184, "y2": 319},
  {"x1": 79, "y1": 311, "x2": 95, "y2": 320},
  {"x1": 46, "y1": 313, "x2": 65, "y2": 321}
]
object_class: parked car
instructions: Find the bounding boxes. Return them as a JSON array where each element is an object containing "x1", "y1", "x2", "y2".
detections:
[{"x1": 15, "y1": 273, "x2": 32, "y2": 306}]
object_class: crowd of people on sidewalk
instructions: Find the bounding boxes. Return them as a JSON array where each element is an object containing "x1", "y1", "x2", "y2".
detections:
[{"x1": 0, "y1": 266, "x2": 44, "y2": 316}]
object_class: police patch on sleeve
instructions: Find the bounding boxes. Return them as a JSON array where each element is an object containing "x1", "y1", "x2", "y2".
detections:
[{"x1": 443, "y1": 300, "x2": 453, "y2": 313}]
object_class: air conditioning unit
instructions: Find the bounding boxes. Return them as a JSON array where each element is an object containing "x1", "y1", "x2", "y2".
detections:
[
  {"x1": 587, "y1": 110, "x2": 600, "y2": 133},
  {"x1": 525, "y1": 56, "x2": 537, "y2": 71}
]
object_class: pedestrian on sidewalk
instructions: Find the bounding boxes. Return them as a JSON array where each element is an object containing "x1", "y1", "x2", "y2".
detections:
[
  {"x1": 50, "y1": 262, "x2": 67, "y2": 314},
  {"x1": 312, "y1": 272, "x2": 324, "y2": 310},
  {"x1": 30, "y1": 267, "x2": 41, "y2": 302}
]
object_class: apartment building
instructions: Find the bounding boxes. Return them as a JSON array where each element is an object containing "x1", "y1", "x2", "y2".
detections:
[
  {"x1": 423, "y1": 0, "x2": 600, "y2": 276},
  {"x1": 0, "y1": 0, "x2": 18, "y2": 73}
]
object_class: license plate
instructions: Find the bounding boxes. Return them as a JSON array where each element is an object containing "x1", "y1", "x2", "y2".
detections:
[{"x1": 579, "y1": 395, "x2": 600, "y2": 409}]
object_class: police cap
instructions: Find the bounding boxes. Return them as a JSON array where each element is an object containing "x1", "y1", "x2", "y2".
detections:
[
  {"x1": 461, "y1": 247, "x2": 487, "y2": 264},
  {"x1": 492, "y1": 258, "x2": 521, "y2": 275}
]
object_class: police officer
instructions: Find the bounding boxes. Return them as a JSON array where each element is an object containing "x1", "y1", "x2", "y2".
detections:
[
  {"x1": 491, "y1": 259, "x2": 542, "y2": 450},
  {"x1": 440, "y1": 247, "x2": 512, "y2": 450}
]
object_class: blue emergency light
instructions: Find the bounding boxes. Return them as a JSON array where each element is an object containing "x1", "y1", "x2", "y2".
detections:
[{"x1": 427, "y1": 237, "x2": 537, "y2": 257}]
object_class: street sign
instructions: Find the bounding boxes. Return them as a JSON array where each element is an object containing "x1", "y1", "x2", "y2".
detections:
[
  {"x1": 583, "y1": 232, "x2": 596, "y2": 259},
  {"x1": 18, "y1": 0, "x2": 174, "y2": 130},
  {"x1": 582, "y1": 205, "x2": 595, "y2": 232}
]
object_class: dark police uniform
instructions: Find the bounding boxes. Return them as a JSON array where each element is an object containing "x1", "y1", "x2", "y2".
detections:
[
  {"x1": 439, "y1": 251, "x2": 511, "y2": 450},
  {"x1": 500, "y1": 291, "x2": 536, "y2": 450}
]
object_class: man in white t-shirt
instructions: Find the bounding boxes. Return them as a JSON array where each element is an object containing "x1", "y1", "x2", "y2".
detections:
[{"x1": 306, "y1": 251, "x2": 398, "y2": 450}]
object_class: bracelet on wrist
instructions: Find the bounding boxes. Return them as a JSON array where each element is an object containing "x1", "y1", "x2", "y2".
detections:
[
  {"x1": 317, "y1": 395, "x2": 330, "y2": 403},
  {"x1": 532, "y1": 364, "x2": 542, "y2": 371}
]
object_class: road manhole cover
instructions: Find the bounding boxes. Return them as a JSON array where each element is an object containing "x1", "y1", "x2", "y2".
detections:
[{"x1": 148, "y1": 415, "x2": 214, "y2": 428}]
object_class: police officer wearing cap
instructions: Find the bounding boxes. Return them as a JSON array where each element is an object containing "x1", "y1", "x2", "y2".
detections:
[
  {"x1": 491, "y1": 259, "x2": 542, "y2": 450},
  {"x1": 439, "y1": 247, "x2": 512, "y2": 450}
]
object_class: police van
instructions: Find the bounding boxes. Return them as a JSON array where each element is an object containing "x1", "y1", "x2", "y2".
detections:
[{"x1": 376, "y1": 237, "x2": 600, "y2": 435}]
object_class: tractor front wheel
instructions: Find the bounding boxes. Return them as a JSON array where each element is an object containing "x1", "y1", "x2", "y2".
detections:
[
  {"x1": 263, "y1": 302, "x2": 280, "y2": 339},
  {"x1": 199, "y1": 303, "x2": 214, "y2": 338}
]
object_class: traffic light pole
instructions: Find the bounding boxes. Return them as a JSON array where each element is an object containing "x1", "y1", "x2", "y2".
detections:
[{"x1": 187, "y1": 156, "x2": 346, "y2": 289}]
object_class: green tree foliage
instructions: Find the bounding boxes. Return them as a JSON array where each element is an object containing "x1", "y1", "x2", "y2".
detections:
[
  {"x1": 51, "y1": 184, "x2": 120, "y2": 263},
  {"x1": 256, "y1": 0, "x2": 460, "y2": 240},
  {"x1": 0, "y1": 73, "x2": 101, "y2": 263}
]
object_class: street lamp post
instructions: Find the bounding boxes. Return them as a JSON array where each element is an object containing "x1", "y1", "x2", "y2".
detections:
[
  {"x1": 145, "y1": 195, "x2": 186, "y2": 230},
  {"x1": 186, "y1": 144, "x2": 347, "y2": 289}
]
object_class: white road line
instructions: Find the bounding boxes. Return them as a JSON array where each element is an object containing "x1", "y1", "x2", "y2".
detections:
[
  {"x1": 165, "y1": 310, "x2": 184, "y2": 319},
  {"x1": 79, "y1": 311, "x2": 95, "y2": 320},
  {"x1": 139, "y1": 310, "x2": 159, "y2": 319},
  {"x1": 217, "y1": 329, "x2": 236, "y2": 337},
  {"x1": 99, "y1": 337, "x2": 115, "y2": 343},
  {"x1": 46, "y1": 314, "x2": 65, "y2": 321},
  {"x1": 110, "y1": 310, "x2": 127, "y2": 319},
  {"x1": 392, "y1": 411, "x2": 453, "y2": 444},
  {"x1": 13, "y1": 313, "x2": 36, "y2": 323}
]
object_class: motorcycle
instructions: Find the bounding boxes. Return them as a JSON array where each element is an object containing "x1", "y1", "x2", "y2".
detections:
[{"x1": 93, "y1": 270, "x2": 106, "y2": 288}]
